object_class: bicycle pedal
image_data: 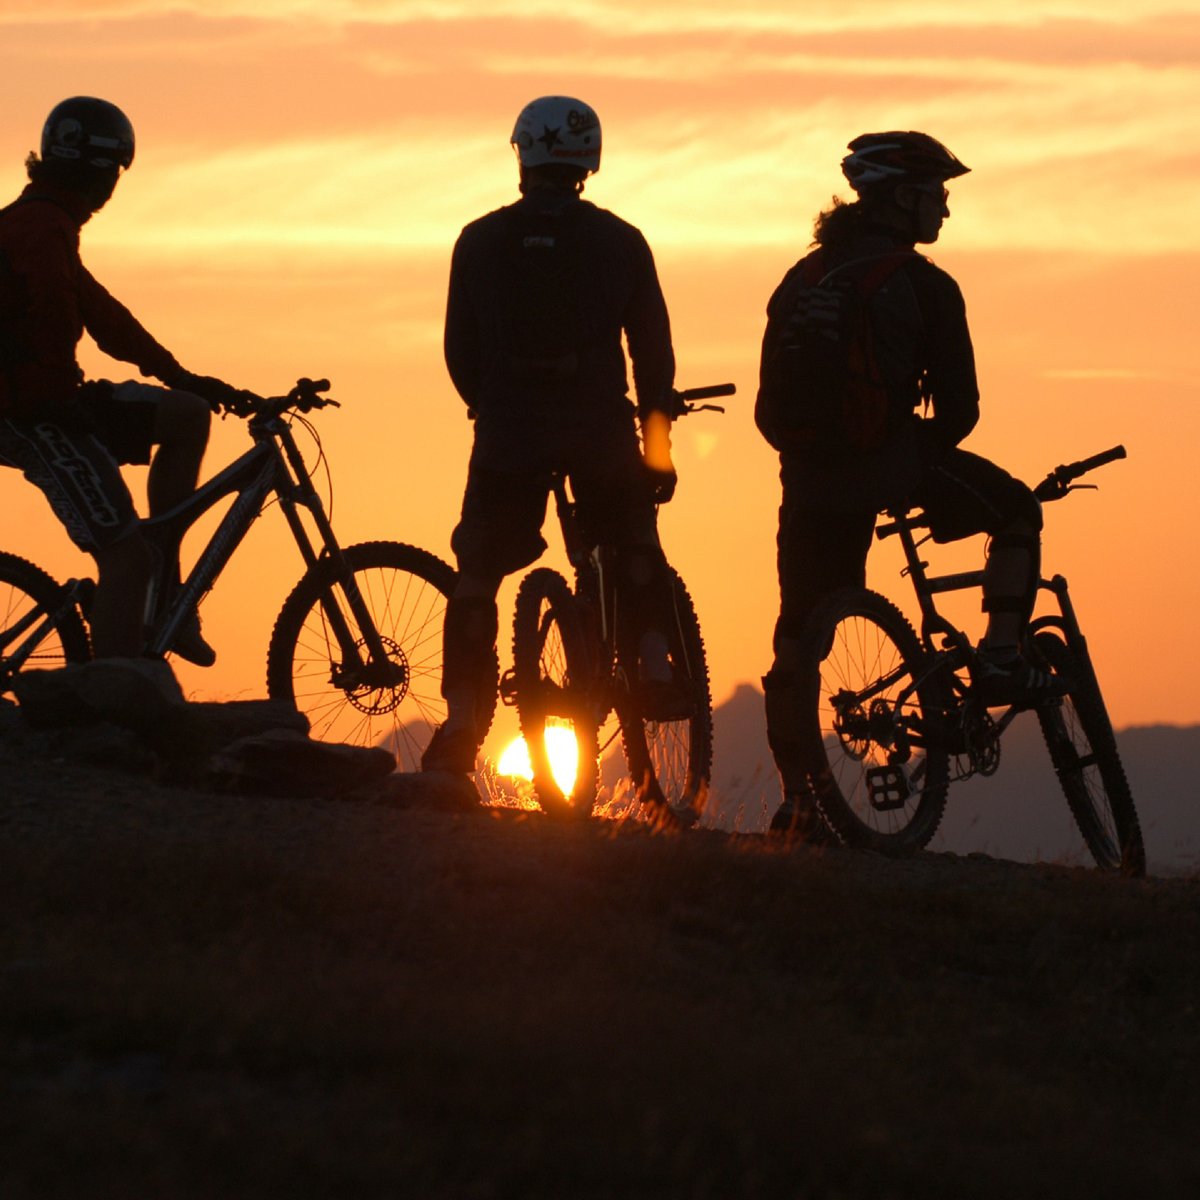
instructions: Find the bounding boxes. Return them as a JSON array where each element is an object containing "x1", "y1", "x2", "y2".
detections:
[
  {"x1": 867, "y1": 765, "x2": 911, "y2": 811},
  {"x1": 498, "y1": 668, "x2": 519, "y2": 707}
]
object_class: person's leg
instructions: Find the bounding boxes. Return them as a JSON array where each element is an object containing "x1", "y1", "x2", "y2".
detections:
[
  {"x1": 917, "y1": 449, "x2": 1059, "y2": 702},
  {"x1": 0, "y1": 414, "x2": 146, "y2": 659},
  {"x1": 422, "y1": 461, "x2": 548, "y2": 774},
  {"x1": 89, "y1": 530, "x2": 154, "y2": 658},
  {"x1": 87, "y1": 381, "x2": 216, "y2": 665},
  {"x1": 980, "y1": 518, "x2": 1042, "y2": 653},
  {"x1": 764, "y1": 501, "x2": 876, "y2": 828},
  {"x1": 145, "y1": 386, "x2": 211, "y2": 517}
]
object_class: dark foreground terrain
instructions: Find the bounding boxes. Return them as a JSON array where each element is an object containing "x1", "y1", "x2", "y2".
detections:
[{"x1": 3, "y1": 743, "x2": 1199, "y2": 1200}]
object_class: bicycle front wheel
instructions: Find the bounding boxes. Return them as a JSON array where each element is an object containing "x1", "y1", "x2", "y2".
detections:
[
  {"x1": 266, "y1": 540, "x2": 454, "y2": 768},
  {"x1": 511, "y1": 567, "x2": 599, "y2": 818},
  {"x1": 797, "y1": 587, "x2": 949, "y2": 854},
  {"x1": 0, "y1": 552, "x2": 91, "y2": 696},
  {"x1": 618, "y1": 569, "x2": 713, "y2": 823},
  {"x1": 1032, "y1": 632, "x2": 1145, "y2": 877}
]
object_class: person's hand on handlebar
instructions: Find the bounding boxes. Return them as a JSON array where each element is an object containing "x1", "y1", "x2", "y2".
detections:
[{"x1": 162, "y1": 369, "x2": 258, "y2": 416}]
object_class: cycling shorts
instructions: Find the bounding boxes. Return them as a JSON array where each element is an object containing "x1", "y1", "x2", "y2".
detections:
[
  {"x1": 451, "y1": 426, "x2": 659, "y2": 580},
  {"x1": 0, "y1": 381, "x2": 162, "y2": 553}
]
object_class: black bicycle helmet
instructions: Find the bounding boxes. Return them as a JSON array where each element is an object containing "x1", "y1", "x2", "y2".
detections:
[
  {"x1": 841, "y1": 131, "x2": 968, "y2": 193},
  {"x1": 41, "y1": 97, "x2": 135, "y2": 171}
]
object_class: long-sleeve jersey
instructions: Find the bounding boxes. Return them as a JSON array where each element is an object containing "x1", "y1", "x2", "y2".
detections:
[
  {"x1": 0, "y1": 181, "x2": 181, "y2": 418},
  {"x1": 444, "y1": 190, "x2": 674, "y2": 464}
]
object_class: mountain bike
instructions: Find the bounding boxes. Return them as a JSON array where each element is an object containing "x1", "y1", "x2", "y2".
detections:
[
  {"x1": 790, "y1": 446, "x2": 1145, "y2": 876},
  {"x1": 0, "y1": 379, "x2": 453, "y2": 769},
  {"x1": 501, "y1": 384, "x2": 732, "y2": 823}
]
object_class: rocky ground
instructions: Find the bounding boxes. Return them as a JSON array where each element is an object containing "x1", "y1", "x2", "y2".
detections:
[{"x1": 2, "y1": 672, "x2": 1199, "y2": 1198}]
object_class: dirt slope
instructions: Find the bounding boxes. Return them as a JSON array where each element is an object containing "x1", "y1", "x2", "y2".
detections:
[{"x1": 2, "y1": 745, "x2": 1198, "y2": 1199}]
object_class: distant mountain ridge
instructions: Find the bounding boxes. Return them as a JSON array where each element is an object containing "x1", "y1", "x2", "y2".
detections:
[{"x1": 707, "y1": 683, "x2": 1198, "y2": 875}]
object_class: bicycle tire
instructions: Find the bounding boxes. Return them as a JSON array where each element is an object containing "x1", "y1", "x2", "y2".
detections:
[
  {"x1": 511, "y1": 567, "x2": 599, "y2": 818},
  {"x1": 796, "y1": 586, "x2": 950, "y2": 854},
  {"x1": 1032, "y1": 632, "x2": 1145, "y2": 877},
  {"x1": 618, "y1": 568, "x2": 713, "y2": 823},
  {"x1": 266, "y1": 540, "x2": 457, "y2": 769},
  {"x1": 0, "y1": 552, "x2": 91, "y2": 695}
]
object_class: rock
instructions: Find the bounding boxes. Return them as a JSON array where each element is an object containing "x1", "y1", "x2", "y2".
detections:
[
  {"x1": 203, "y1": 728, "x2": 396, "y2": 797},
  {"x1": 12, "y1": 658, "x2": 186, "y2": 733},
  {"x1": 370, "y1": 770, "x2": 482, "y2": 812}
]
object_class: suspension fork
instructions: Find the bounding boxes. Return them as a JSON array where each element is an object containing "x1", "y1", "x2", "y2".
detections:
[{"x1": 273, "y1": 424, "x2": 394, "y2": 675}]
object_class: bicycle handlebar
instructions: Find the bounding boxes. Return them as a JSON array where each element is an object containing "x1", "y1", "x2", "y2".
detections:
[
  {"x1": 226, "y1": 377, "x2": 338, "y2": 420},
  {"x1": 669, "y1": 382, "x2": 736, "y2": 417},
  {"x1": 1033, "y1": 444, "x2": 1126, "y2": 501}
]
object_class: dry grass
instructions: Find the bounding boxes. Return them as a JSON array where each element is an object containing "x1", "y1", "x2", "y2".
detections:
[{"x1": 2, "y1": 748, "x2": 1199, "y2": 1199}]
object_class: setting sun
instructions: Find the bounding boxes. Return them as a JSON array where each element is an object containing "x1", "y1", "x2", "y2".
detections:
[{"x1": 496, "y1": 728, "x2": 580, "y2": 796}]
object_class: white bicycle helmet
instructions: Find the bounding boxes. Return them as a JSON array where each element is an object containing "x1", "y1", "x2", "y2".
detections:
[{"x1": 511, "y1": 96, "x2": 601, "y2": 174}]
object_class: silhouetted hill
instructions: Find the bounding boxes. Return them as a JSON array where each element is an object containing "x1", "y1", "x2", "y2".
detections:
[{"x1": 707, "y1": 683, "x2": 1198, "y2": 874}]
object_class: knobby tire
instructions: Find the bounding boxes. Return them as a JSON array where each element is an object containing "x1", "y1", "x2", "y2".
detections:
[
  {"x1": 797, "y1": 586, "x2": 950, "y2": 854},
  {"x1": 266, "y1": 540, "x2": 456, "y2": 770},
  {"x1": 618, "y1": 568, "x2": 713, "y2": 823},
  {"x1": 1032, "y1": 632, "x2": 1145, "y2": 877},
  {"x1": 511, "y1": 567, "x2": 599, "y2": 818}
]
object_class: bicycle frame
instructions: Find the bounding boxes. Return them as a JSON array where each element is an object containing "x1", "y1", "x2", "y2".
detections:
[
  {"x1": 128, "y1": 403, "x2": 395, "y2": 681},
  {"x1": 548, "y1": 474, "x2": 622, "y2": 705},
  {"x1": 873, "y1": 506, "x2": 1095, "y2": 767}
]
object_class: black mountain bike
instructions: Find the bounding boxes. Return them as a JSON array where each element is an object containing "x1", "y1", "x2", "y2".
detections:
[
  {"x1": 0, "y1": 379, "x2": 453, "y2": 769},
  {"x1": 501, "y1": 385, "x2": 731, "y2": 823},
  {"x1": 790, "y1": 446, "x2": 1145, "y2": 876}
]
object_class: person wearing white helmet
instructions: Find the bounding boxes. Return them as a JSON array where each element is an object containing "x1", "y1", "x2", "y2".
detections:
[
  {"x1": 0, "y1": 97, "x2": 251, "y2": 665},
  {"x1": 755, "y1": 131, "x2": 1058, "y2": 836},
  {"x1": 422, "y1": 95, "x2": 679, "y2": 777}
]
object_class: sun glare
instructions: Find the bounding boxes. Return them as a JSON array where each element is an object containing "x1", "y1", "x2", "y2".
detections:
[{"x1": 496, "y1": 729, "x2": 579, "y2": 795}]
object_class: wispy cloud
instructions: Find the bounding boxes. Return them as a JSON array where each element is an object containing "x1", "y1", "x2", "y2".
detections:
[{"x1": 2, "y1": 1, "x2": 1195, "y2": 258}]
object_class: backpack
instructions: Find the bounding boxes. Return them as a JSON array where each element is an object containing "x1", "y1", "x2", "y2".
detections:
[{"x1": 756, "y1": 248, "x2": 915, "y2": 453}]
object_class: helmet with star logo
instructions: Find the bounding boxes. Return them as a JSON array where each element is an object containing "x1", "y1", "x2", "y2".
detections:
[{"x1": 510, "y1": 96, "x2": 601, "y2": 174}]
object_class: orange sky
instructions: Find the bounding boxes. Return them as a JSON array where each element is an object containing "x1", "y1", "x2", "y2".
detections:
[{"x1": 2, "y1": 0, "x2": 1198, "y2": 750}]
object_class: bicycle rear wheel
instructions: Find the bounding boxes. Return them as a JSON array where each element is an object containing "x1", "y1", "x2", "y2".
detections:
[
  {"x1": 797, "y1": 586, "x2": 949, "y2": 854},
  {"x1": 266, "y1": 540, "x2": 455, "y2": 768},
  {"x1": 618, "y1": 569, "x2": 713, "y2": 824},
  {"x1": 0, "y1": 552, "x2": 91, "y2": 695},
  {"x1": 1032, "y1": 632, "x2": 1145, "y2": 877},
  {"x1": 511, "y1": 567, "x2": 599, "y2": 818}
]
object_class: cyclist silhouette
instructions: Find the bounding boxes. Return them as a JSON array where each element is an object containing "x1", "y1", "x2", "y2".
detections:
[
  {"x1": 755, "y1": 131, "x2": 1060, "y2": 834},
  {"x1": 0, "y1": 97, "x2": 249, "y2": 666},
  {"x1": 422, "y1": 95, "x2": 680, "y2": 776}
]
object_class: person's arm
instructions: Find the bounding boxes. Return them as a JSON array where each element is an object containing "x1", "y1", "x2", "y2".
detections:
[
  {"x1": 917, "y1": 266, "x2": 980, "y2": 450},
  {"x1": 625, "y1": 234, "x2": 678, "y2": 499},
  {"x1": 625, "y1": 233, "x2": 675, "y2": 422},
  {"x1": 443, "y1": 232, "x2": 481, "y2": 412},
  {"x1": 78, "y1": 266, "x2": 183, "y2": 382}
]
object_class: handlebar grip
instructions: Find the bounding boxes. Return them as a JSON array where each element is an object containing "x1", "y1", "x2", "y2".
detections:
[
  {"x1": 676, "y1": 383, "x2": 737, "y2": 402},
  {"x1": 1072, "y1": 444, "x2": 1126, "y2": 476}
]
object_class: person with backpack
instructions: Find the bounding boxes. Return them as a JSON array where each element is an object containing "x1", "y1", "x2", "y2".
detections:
[
  {"x1": 0, "y1": 96, "x2": 248, "y2": 665},
  {"x1": 421, "y1": 94, "x2": 679, "y2": 777},
  {"x1": 755, "y1": 131, "x2": 1059, "y2": 835}
]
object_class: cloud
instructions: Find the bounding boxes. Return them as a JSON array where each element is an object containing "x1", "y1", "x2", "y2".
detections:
[{"x1": 3, "y1": 1, "x2": 1196, "y2": 258}]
